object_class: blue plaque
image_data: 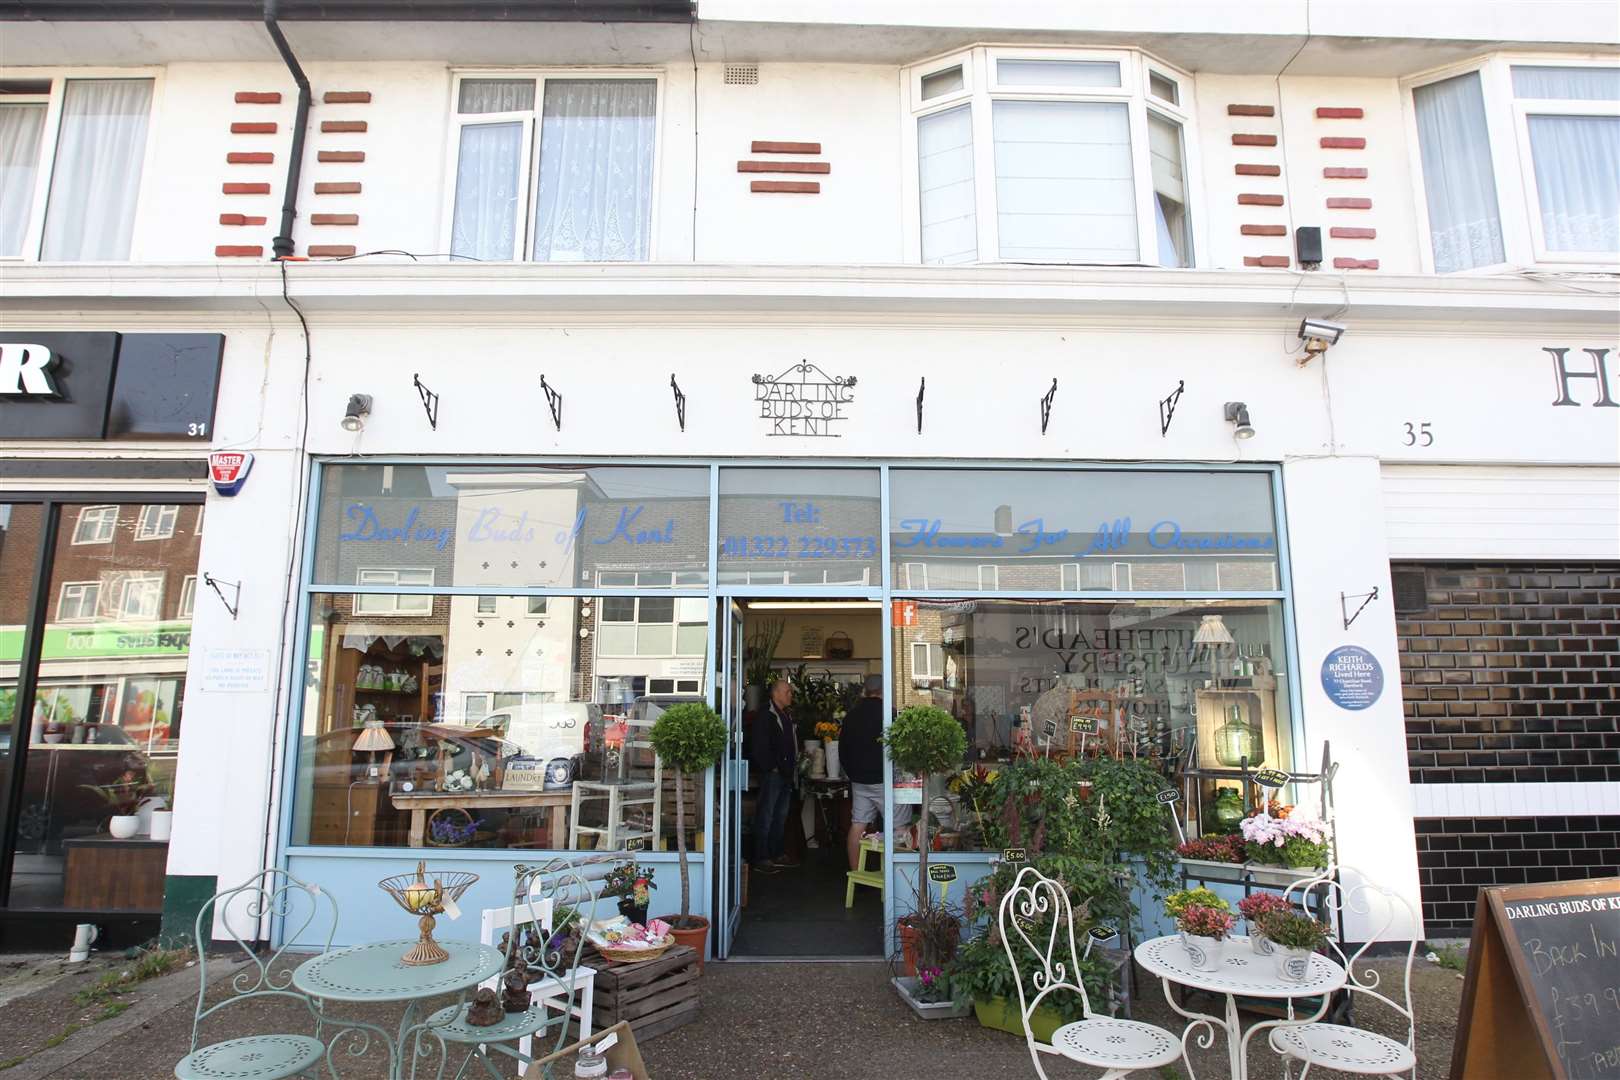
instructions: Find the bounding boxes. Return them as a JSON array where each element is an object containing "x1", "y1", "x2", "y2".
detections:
[{"x1": 1321, "y1": 645, "x2": 1384, "y2": 711}]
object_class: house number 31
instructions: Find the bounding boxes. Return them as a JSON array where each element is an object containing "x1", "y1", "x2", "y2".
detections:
[{"x1": 1403, "y1": 421, "x2": 1434, "y2": 447}]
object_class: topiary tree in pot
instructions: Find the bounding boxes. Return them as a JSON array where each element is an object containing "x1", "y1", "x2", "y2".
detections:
[
  {"x1": 648, "y1": 701, "x2": 728, "y2": 967},
  {"x1": 884, "y1": 704, "x2": 968, "y2": 975}
]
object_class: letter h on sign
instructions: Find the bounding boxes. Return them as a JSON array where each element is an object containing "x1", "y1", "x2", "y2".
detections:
[{"x1": 1544, "y1": 348, "x2": 1617, "y2": 408}]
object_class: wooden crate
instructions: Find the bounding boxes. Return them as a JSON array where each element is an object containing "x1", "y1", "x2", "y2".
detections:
[{"x1": 585, "y1": 944, "x2": 701, "y2": 1043}]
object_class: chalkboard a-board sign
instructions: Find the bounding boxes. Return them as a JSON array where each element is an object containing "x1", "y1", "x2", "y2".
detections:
[{"x1": 1451, "y1": 877, "x2": 1620, "y2": 1080}]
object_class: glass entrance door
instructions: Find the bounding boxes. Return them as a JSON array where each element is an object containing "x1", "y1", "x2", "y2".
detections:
[{"x1": 716, "y1": 599, "x2": 746, "y2": 957}]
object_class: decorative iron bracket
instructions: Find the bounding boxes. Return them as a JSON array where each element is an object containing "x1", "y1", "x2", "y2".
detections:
[
  {"x1": 412, "y1": 373, "x2": 440, "y2": 431},
  {"x1": 670, "y1": 373, "x2": 686, "y2": 432},
  {"x1": 203, "y1": 573, "x2": 241, "y2": 620},
  {"x1": 539, "y1": 374, "x2": 563, "y2": 431},
  {"x1": 1341, "y1": 586, "x2": 1379, "y2": 630},
  {"x1": 1040, "y1": 378, "x2": 1057, "y2": 435},
  {"x1": 916, "y1": 377, "x2": 925, "y2": 434},
  {"x1": 1159, "y1": 379, "x2": 1186, "y2": 437}
]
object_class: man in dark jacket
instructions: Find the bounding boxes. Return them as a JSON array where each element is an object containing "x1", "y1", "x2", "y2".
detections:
[
  {"x1": 840, "y1": 674, "x2": 893, "y2": 870},
  {"x1": 749, "y1": 679, "x2": 798, "y2": 872}
]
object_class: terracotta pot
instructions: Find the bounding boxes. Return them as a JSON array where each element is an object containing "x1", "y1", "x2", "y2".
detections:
[
  {"x1": 897, "y1": 920, "x2": 922, "y2": 977},
  {"x1": 662, "y1": 915, "x2": 709, "y2": 973}
]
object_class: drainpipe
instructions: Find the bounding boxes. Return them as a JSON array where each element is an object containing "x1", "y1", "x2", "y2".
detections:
[{"x1": 263, "y1": 0, "x2": 310, "y2": 260}]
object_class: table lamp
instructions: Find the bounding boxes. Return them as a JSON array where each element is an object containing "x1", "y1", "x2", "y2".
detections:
[{"x1": 354, "y1": 718, "x2": 395, "y2": 777}]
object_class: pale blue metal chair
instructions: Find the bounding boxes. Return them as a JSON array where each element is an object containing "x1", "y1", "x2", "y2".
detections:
[
  {"x1": 417, "y1": 854, "x2": 614, "y2": 1080},
  {"x1": 175, "y1": 869, "x2": 337, "y2": 1080}
]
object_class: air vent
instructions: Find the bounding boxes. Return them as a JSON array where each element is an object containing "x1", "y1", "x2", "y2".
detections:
[
  {"x1": 724, "y1": 64, "x2": 759, "y2": 86},
  {"x1": 1391, "y1": 570, "x2": 1429, "y2": 614}
]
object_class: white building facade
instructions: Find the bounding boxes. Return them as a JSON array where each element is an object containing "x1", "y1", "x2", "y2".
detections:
[{"x1": 1, "y1": 0, "x2": 1616, "y2": 952}]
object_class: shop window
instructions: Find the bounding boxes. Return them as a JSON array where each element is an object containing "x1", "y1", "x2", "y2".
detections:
[
  {"x1": 717, "y1": 468, "x2": 881, "y2": 588},
  {"x1": 71, "y1": 505, "x2": 118, "y2": 545},
  {"x1": 56, "y1": 581, "x2": 100, "y2": 622},
  {"x1": 177, "y1": 575, "x2": 196, "y2": 619},
  {"x1": 354, "y1": 569, "x2": 434, "y2": 615},
  {"x1": 2, "y1": 78, "x2": 154, "y2": 261},
  {"x1": 447, "y1": 75, "x2": 658, "y2": 262},
  {"x1": 907, "y1": 47, "x2": 1198, "y2": 266},
  {"x1": 135, "y1": 504, "x2": 177, "y2": 541},
  {"x1": 293, "y1": 592, "x2": 708, "y2": 853}
]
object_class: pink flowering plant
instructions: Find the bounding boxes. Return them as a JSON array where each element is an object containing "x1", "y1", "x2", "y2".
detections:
[
  {"x1": 1176, "y1": 904, "x2": 1236, "y2": 941},
  {"x1": 1239, "y1": 811, "x2": 1331, "y2": 868},
  {"x1": 1176, "y1": 835, "x2": 1246, "y2": 864},
  {"x1": 915, "y1": 964, "x2": 951, "y2": 1003},
  {"x1": 1236, "y1": 891, "x2": 1292, "y2": 922}
]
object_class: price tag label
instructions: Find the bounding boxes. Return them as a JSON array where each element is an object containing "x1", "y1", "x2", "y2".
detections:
[
  {"x1": 1043, "y1": 719, "x2": 1058, "y2": 738},
  {"x1": 1087, "y1": 925, "x2": 1118, "y2": 942},
  {"x1": 1069, "y1": 715, "x2": 1098, "y2": 734},
  {"x1": 625, "y1": 837, "x2": 647, "y2": 852},
  {"x1": 1155, "y1": 788, "x2": 1182, "y2": 805},
  {"x1": 1002, "y1": 847, "x2": 1028, "y2": 864},
  {"x1": 928, "y1": 865, "x2": 957, "y2": 883},
  {"x1": 441, "y1": 893, "x2": 462, "y2": 921},
  {"x1": 1252, "y1": 768, "x2": 1291, "y2": 789},
  {"x1": 594, "y1": 1031, "x2": 619, "y2": 1055}
]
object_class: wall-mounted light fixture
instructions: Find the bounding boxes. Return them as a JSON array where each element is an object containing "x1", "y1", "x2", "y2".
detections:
[
  {"x1": 340, "y1": 393, "x2": 373, "y2": 432},
  {"x1": 1297, "y1": 318, "x2": 1346, "y2": 366},
  {"x1": 1224, "y1": 401, "x2": 1256, "y2": 440}
]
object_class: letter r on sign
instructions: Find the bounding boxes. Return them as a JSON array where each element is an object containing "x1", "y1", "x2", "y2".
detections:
[{"x1": 0, "y1": 344, "x2": 62, "y2": 398}]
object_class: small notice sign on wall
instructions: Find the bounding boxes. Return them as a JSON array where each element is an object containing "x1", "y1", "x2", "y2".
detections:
[
  {"x1": 200, "y1": 648, "x2": 271, "y2": 693},
  {"x1": 1321, "y1": 645, "x2": 1384, "y2": 710}
]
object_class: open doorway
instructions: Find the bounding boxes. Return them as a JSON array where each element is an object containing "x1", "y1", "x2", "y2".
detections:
[{"x1": 722, "y1": 598, "x2": 894, "y2": 959}]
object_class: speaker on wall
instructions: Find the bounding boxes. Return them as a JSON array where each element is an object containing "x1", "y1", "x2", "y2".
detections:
[{"x1": 1296, "y1": 226, "x2": 1323, "y2": 268}]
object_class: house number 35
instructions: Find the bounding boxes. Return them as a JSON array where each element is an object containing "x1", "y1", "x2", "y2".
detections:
[{"x1": 1403, "y1": 422, "x2": 1434, "y2": 447}]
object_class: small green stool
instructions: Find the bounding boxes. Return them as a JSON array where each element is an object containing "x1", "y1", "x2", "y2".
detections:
[{"x1": 845, "y1": 837, "x2": 884, "y2": 907}]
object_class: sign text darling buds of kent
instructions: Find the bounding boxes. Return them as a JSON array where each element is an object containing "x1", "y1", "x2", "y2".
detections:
[{"x1": 752, "y1": 361, "x2": 856, "y2": 437}]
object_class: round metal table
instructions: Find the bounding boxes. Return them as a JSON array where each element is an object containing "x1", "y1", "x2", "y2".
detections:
[
  {"x1": 1134, "y1": 934, "x2": 1346, "y2": 1080},
  {"x1": 293, "y1": 940, "x2": 504, "y2": 1080}
]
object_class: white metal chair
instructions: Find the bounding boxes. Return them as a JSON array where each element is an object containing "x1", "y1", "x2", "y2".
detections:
[
  {"x1": 1269, "y1": 868, "x2": 1419, "y2": 1079},
  {"x1": 998, "y1": 865, "x2": 1183, "y2": 1080}
]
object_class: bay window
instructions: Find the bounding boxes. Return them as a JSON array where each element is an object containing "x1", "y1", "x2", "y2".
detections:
[
  {"x1": 446, "y1": 73, "x2": 658, "y2": 262},
  {"x1": 907, "y1": 48, "x2": 1198, "y2": 267}
]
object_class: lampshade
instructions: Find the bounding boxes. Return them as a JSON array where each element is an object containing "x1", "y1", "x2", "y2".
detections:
[
  {"x1": 353, "y1": 718, "x2": 395, "y2": 752},
  {"x1": 1192, "y1": 614, "x2": 1234, "y2": 645}
]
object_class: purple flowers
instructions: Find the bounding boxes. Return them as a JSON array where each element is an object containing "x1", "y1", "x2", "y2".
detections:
[{"x1": 1239, "y1": 812, "x2": 1328, "y2": 848}]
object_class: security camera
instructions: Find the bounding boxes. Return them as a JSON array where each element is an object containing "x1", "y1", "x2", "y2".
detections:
[{"x1": 1297, "y1": 318, "x2": 1346, "y2": 365}]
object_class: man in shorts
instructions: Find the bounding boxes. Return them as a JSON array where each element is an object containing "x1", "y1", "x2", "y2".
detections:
[{"x1": 840, "y1": 675, "x2": 897, "y2": 870}]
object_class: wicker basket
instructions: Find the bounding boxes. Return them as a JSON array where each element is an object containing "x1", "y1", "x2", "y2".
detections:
[
  {"x1": 593, "y1": 940, "x2": 673, "y2": 964},
  {"x1": 424, "y1": 807, "x2": 482, "y2": 847}
]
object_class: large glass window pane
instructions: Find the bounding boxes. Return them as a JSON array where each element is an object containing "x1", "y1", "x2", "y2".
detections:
[
  {"x1": 1512, "y1": 66, "x2": 1620, "y2": 101},
  {"x1": 889, "y1": 469, "x2": 1278, "y2": 593},
  {"x1": 1413, "y1": 72, "x2": 1505, "y2": 271},
  {"x1": 892, "y1": 598, "x2": 1291, "y2": 851},
  {"x1": 458, "y1": 78, "x2": 537, "y2": 113},
  {"x1": 718, "y1": 468, "x2": 881, "y2": 587},
  {"x1": 450, "y1": 121, "x2": 524, "y2": 262},
  {"x1": 41, "y1": 79, "x2": 153, "y2": 261},
  {"x1": 918, "y1": 105, "x2": 978, "y2": 265},
  {"x1": 533, "y1": 79, "x2": 656, "y2": 262},
  {"x1": 1148, "y1": 112, "x2": 1192, "y2": 268},
  {"x1": 0, "y1": 505, "x2": 46, "y2": 856},
  {"x1": 1526, "y1": 114, "x2": 1620, "y2": 254},
  {"x1": 0, "y1": 102, "x2": 46, "y2": 256},
  {"x1": 8, "y1": 503, "x2": 198, "y2": 909},
  {"x1": 996, "y1": 59, "x2": 1121, "y2": 88},
  {"x1": 313, "y1": 465, "x2": 710, "y2": 590},
  {"x1": 293, "y1": 592, "x2": 707, "y2": 852},
  {"x1": 993, "y1": 100, "x2": 1137, "y2": 262}
]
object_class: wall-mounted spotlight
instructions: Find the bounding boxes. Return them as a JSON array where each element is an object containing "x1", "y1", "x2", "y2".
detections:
[
  {"x1": 1224, "y1": 401, "x2": 1256, "y2": 440},
  {"x1": 340, "y1": 393, "x2": 373, "y2": 432},
  {"x1": 1297, "y1": 318, "x2": 1346, "y2": 366}
]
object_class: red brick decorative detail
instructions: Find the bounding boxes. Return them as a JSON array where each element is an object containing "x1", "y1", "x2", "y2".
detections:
[
  {"x1": 314, "y1": 182, "x2": 361, "y2": 194},
  {"x1": 1238, "y1": 194, "x2": 1286, "y2": 206},
  {"x1": 1320, "y1": 136, "x2": 1367, "y2": 150},
  {"x1": 227, "y1": 152, "x2": 274, "y2": 164},
  {"x1": 1241, "y1": 224, "x2": 1287, "y2": 236},
  {"x1": 1324, "y1": 167, "x2": 1368, "y2": 179},
  {"x1": 738, "y1": 160, "x2": 829, "y2": 174},
  {"x1": 222, "y1": 182, "x2": 271, "y2": 195},
  {"x1": 1227, "y1": 104, "x2": 1275, "y2": 117},
  {"x1": 1231, "y1": 133, "x2": 1278, "y2": 147},
  {"x1": 1327, "y1": 197, "x2": 1373, "y2": 209},
  {"x1": 1244, "y1": 255, "x2": 1291, "y2": 267},
  {"x1": 321, "y1": 120, "x2": 368, "y2": 133},
  {"x1": 231, "y1": 122, "x2": 278, "y2": 134},
  {"x1": 318, "y1": 151, "x2": 365, "y2": 163},
  {"x1": 1236, "y1": 163, "x2": 1281, "y2": 176},
  {"x1": 1333, "y1": 257, "x2": 1380, "y2": 269},
  {"x1": 751, "y1": 180, "x2": 820, "y2": 194},
  {"x1": 1331, "y1": 227, "x2": 1377, "y2": 239},
  {"x1": 218, "y1": 213, "x2": 268, "y2": 225},
  {"x1": 308, "y1": 245, "x2": 357, "y2": 257},
  {"x1": 215, "y1": 245, "x2": 263, "y2": 257},
  {"x1": 752, "y1": 141, "x2": 820, "y2": 154},
  {"x1": 323, "y1": 91, "x2": 371, "y2": 104},
  {"x1": 1316, "y1": 107, "x2": 1364, "y2": 119},
  {"x1": 311, "y1": 213, "x2": 359, "y2": 226},
  {"x1": 235, "y1": 91, "x2": 281, "y2": 104}
]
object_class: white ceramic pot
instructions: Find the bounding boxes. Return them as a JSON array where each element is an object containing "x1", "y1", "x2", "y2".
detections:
[
  {"x1": 108, "y1": 815, "x2": 140, "y2": 840},
  {"x1": 1249, "y1": 928, "x2": 1275, "y2": 956},
  {"x1": 135, "y1": 796, "x2": 166, "y2": 835},
  {"x1": 1180, "y1": 932, "x2": 1224, "y2": 972},
  {"x1": 149, "y1": 810, "x2": 174, "y2": 841},
  {"x1": 1275, "y1": 946, "x2": 1314, "y2": 983},
  {"x1": 824, "y1": 741, "x2": 842, "y2": 780}
]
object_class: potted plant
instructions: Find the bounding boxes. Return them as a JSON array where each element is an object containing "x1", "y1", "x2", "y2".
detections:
[
  {"x1": 743, "y1": 617, "x2": 785, "y2": 713},
  {"x1": 603, "y1": 861, "x2": 655, "y2": 926},
  {"x1": 1255, "y1": 909, "x2": 1330, "y2": 982},
  {"x1": 648, "y1": 701, "x2": 727, "y2": 968},
  {"x1": 883, "y1": 705, "x2": 967, "y2": 977},
  {"x1": 946, "y1": 902, "x2": 1116, "y2": 1036},
  {"x1": 1239, "y1": 807, "x2": 1331, "y2": 871},
  {"x1": 1176, "y1": 904, "x2": 1235, "y2": 972},
  {"x1": 1237, "y1": 891, "x2": 1291, "y2": 955},
  {"x1": 1164, "y1": 886, "x2": 1229, "y2": 921}
]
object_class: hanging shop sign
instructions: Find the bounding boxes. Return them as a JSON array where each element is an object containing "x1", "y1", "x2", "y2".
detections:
[
  {"x1": 1320, "y1": 645, "x2": 1384, "y2": 711},
  {"x1": 751, "y1": 361, "x2": 856, "y2": 438},
  {"x1": 208, "y1": 450, "x2": 255, "y2": 497},
  {"x1": 0, "y1": 333, "x2": 224, "y2": 441}
]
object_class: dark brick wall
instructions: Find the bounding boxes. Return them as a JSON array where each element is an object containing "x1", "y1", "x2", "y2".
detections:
[
  {"x1": 1414, "y1": 816, "x2": 1620, "y2": 934},
  {"x1": 1395, "y1": 562, "x2": 1620, "y2": 785}
]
